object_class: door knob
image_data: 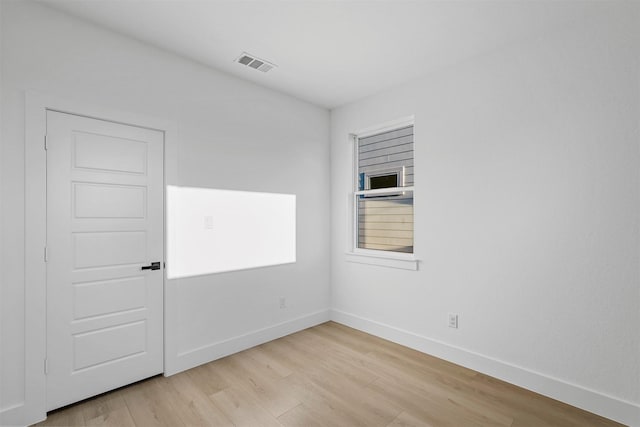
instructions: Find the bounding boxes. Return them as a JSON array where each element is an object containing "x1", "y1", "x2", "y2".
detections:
[{"x1": 141, "y1": 262, "x2": 161, "y2": 271}]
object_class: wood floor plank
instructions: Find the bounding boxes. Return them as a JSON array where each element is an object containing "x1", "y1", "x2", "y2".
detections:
[
  {"x1": 277, "y1": 403, "x2": 331, "y2": 427},
  {"x1": 85, "y1": 406, "x2": 135, "y2": 427},
  {"x1": 280, "y1": 330, "x2": 403, "y2": 425},
  {"x1": 363, "y1": 350, "x2": 514, "y2": 426},
  {"x1": 207, "y1": 353, "x2": 301, "y2": 418},
  {"x1": 281, "y1": 373, "x2": 376, "y2": 427},
  {"x1": 244, "y1": 345, "x2": 294, "y2": 378},
  {"x1": 184, "y1": 362, "x2": 230, "y2": 396},
  {"x1": 280, "y1": 329, "x2": 380, "y2": 386},
  {"x1": 81, "y1": 392, "x2": 134, "y2": 427},
  {"x1": 164, "y1": 371, "x2": 234, "y2": 426},
  {"x1": 209, "y1": 386, "x2": 283, "y2": 427},
  {"x1": 34, "y1": 321, "x2": 625, "y2": 427},
  {"x1": 387, "y1": 411, "x2": 436, "y2": 427},
  {"x1": 80, "y1": 391, "x2": 129, "y2": 422},
  {"x1": 120, "y1": 377, "x2": 186, "y2": 427},
  {"x1": 369, "y1": 376, "x2": 502, "y2": 427}
]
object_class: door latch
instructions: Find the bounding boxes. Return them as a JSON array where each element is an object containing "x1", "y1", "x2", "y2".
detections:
[{"x1": 141, "y1": 261, "x2": 161, "y2": 271}]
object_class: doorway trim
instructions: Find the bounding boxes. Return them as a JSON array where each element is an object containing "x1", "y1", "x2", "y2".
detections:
[{"x1": 24, "y1": 91, "x2": 178, "y2": 425}]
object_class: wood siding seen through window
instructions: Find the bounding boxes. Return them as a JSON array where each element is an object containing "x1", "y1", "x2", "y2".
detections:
[{"x1": 357, "y1": 193, "x2": 413, "y2": 252}]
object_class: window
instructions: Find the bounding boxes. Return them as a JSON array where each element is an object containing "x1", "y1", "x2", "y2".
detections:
[{"x1": 353, "y1": 123, "x2": 414, "y2": 255}]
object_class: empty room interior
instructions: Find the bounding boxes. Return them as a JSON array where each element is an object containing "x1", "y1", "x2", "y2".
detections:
[{"x1": 0, "y1": 0, "x2": 639, "y2": 426}]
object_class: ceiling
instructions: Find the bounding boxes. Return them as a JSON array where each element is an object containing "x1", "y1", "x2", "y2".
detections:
[{"x1": 40, "y1": 0, "x2": 600, "y2": 109}]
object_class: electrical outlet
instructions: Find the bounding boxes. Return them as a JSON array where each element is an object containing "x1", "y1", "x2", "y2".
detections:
[
  {"x1": 279, "y1": 297, "x2": 287, "y2": 309},
  {"x1": 448, "y1": 313, "x2": 458, "y2": 329},
  {"x1": 204, "y1": 216, "x2": 214, "y2": 229}
]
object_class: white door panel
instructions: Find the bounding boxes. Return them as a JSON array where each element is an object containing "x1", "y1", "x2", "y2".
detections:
[
  {"x1": 73, "y1": 183, "x2": 146, "y2": 219},
  {"x1": 73, "y1": 132, "x2": 149, "y2": 174},
  {"x1": 46, "y1": 111, "x2": 164, "y2": 411},
  {"x1": 73, "y1": 277, "x2": 147, "y2": 320}
]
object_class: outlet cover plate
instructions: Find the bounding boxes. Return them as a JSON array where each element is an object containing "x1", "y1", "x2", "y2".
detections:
[{"x1": 448, "y1": 313, "x2": 458, "y2": 329}]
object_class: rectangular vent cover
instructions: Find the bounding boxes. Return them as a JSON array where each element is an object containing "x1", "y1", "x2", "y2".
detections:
[{"x1": 235, "y1": 52, "x2": 277, "y2": 73}]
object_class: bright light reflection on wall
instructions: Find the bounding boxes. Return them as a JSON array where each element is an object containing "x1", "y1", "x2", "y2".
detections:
[{"x1": 167, "y1": 186, "x2": 296, "y2": 278}]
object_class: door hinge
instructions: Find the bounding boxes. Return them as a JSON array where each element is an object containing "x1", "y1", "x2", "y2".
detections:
[
  {"x1": 44, "y1": 246, "x2": 49, "y2": 262},
  {"x1": 44, "y1": 135, "x2": 48, "y2": 150},
  {"x1": 44, "y1": 358, "x2": 49, "y2": 375}
]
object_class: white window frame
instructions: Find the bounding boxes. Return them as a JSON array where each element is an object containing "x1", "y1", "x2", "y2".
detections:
[{"x1": 346, "y1": 116, "x2": 419, "y2": 270}]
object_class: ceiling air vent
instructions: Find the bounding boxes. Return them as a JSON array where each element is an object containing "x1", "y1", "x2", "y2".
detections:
[{"x1": 235, "y1": 52, "x2": 276, "y2": 73}]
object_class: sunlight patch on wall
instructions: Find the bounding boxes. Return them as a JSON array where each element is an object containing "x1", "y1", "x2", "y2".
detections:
[{"x1": 167, "y1": 186, "x2": 296, "y2": 279}]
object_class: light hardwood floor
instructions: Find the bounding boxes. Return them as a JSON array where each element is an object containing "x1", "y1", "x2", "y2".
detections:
[{"x1": 35, "y1": 321, "x2": 624, "y2": 427}]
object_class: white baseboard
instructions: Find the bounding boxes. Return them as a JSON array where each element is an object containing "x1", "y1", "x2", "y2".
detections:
[
  {"x1": 0, "y1": 402, "x2": 45, "y2": 427},
  {"x1": 165, "y1": 309, "x2": 331, "y2": 376},
  {"x1": 0, "y1": 403, "x2": 23, "y2": 427},
  {"x1": 330, "y1": 309, "x2": 640, "y2": 427}
]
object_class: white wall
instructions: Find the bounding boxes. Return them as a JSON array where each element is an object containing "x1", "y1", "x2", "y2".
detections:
[
  {"x1": 2, "y1": 0, "x2": 638, "y2": 425},
  {"x1": 0, "y1": 1, "x2": 330, "y2": 425},
  {"x1": 331, "y1": 4, "x2": 639, "y2": 425},
  {"x1": 0, "y1": 0, "x2": 4, "y2": 420}
]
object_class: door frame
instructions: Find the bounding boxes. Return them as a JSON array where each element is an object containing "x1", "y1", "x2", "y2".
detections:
[{"x1": 25, "y1": 91, "x2": 178, "y2": 424}]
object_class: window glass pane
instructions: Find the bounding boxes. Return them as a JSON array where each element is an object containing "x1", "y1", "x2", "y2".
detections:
[
  {"x1": 358, "y1": 125, "x2": 413, "y2": 188},
  {"x1": 369, "y1": 174, "x2": 398, "y2": 189},
  {"x1": 357, "y1": 191, "x2": 413, "y2": 253}
]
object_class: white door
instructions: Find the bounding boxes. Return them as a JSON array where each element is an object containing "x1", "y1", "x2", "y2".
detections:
[{"x1": 46, "y1": 111, "x2": 164, "y2": 411}]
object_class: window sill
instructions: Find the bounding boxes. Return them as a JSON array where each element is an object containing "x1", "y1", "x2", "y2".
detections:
[{"x1": 345, "y1": 252, "x2": 419, "y2": 271}]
